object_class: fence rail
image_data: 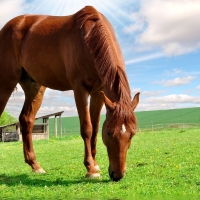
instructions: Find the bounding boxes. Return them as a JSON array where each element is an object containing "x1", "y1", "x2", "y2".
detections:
[
  {"x1": 139, "y1": 123, "x2": 200, "y2": 132},
  {"x1": 0, "y1": 131, "x2": 19, "y2": 142},
  {"x1": 1, "y1": 123, "x2": 200, "y2": 141},
  {"x1": 49, "y1": 122, "x2": 200, "y2": 137}
]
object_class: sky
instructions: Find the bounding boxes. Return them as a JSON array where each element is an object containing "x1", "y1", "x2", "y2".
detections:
[{"x1": 1, "y1": 0, "x2": 200, "y2": 118}]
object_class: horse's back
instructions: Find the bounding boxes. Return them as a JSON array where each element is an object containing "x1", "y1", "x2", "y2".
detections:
[
  {"x1": 0, "y1": 14, "x2": 68, "y2": 65},
  {"x1": 0, "y1": 14, "x2": 78, "y2": 90},
  {"x1": 0, "y1": 6, "x2": 124, "y2": 92}
]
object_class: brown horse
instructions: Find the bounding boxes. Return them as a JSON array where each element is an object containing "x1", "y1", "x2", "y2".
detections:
[{"x1": 0, "y1": 6, "x2": 139, "y2": 181}]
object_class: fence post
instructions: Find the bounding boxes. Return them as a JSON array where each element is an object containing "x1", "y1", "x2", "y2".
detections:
[
  {"x1": 151, "y1": 121, "x2": 153, "y2": 132},
  {"x1": 46, "y1": 118, "x2": 49, "y2": 139},
  {"x1": 54, "y1": 116, "x2": 57, "y2": 138},
  {"x1": 60, "y1": 115, "x2": 62, "y2": 138}
]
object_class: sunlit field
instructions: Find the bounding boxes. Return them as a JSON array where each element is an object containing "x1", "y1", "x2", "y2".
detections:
[
  {"x1": 0, "y1": 129, "x2": 200, "y2": 199},
  {"x1": 47, "y1": 107, "x2": 200, "y2": 135}
]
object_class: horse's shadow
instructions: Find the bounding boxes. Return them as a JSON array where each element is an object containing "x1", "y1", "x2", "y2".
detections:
[{"x1": 0, "y1": 173, "x2": 110, "y2": 187}]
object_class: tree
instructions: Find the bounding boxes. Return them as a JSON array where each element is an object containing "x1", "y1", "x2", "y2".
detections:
[{"x1": 0, "y1": 111, "x2": 17, "y2": 126}]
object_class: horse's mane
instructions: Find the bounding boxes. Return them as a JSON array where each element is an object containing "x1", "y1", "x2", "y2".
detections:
[
  {"x1": 75, "y1": 6, "x2": 117, "y2": 89},
  {"x1": 75, "y1": 6, "x2": 137, "y2": 133},
  {"x1": 109, "y1": 68, "x2": 137, "y2": 134}
]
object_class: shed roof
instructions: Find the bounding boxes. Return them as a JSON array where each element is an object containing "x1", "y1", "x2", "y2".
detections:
[
  {"x1": 0, "y1": 111, "x2": 64, "y2": 128},
  {"x1": 0, "y1": 122, "x2": 19, "y2": 128},
  {"x1": 35, "y1": 111, "x2": 64, "y2": 120}
]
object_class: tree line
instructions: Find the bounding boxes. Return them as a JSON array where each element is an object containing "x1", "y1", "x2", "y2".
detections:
[{"x1": 0, "y1": 111, "x2": 17, "y2": 126}]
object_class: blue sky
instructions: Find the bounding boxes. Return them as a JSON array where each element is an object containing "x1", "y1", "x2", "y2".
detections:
[{"x1": 1, "y1": 0, "x2": 200, "y2": 118}]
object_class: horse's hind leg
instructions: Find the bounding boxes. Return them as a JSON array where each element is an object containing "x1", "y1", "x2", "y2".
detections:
[
  {"x1": 0, "y1": 30, "x2": 23, "y2": 116},
  {"x1": 19, "y1": 74, "x2": 46, "y2": 173},
  {"x1": 0, "y1": 83, "x2": 18, "y2": 116},
  {"x1": 0, "y1": 68, "x2": 22, "y2": 116}
]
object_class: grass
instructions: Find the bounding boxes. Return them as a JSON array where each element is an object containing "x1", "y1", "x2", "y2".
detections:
[
  {"x1": 44, "y1": 106, "x2": 200, "y2": 135},
  {"x1": 0, "y1": 129, "x2": 200, "y2": 199},
  {"x1": 135, "y1": 107, "x2": 200, "y2": 128}
]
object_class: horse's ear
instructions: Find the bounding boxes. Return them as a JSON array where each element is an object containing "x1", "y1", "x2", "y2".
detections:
[
  {"x1": 132, "y1": 92, "x2": 140, "y2": 111},
  {"x1": 101, "y1": 91, "x2": 116, "y2": 111}
]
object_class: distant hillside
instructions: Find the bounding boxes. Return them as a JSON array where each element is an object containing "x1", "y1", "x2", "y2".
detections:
[
  {"x1": 48, "y1": 107, "x2": 200, "y2": 134},
  {"x1": 135, "y1": 107, "x2": 200, "y2": 129}
]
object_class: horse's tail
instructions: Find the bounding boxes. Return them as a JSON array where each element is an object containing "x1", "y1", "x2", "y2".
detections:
[{"x1": 75, "y1": 6, "x2": 119, "y2": 89}]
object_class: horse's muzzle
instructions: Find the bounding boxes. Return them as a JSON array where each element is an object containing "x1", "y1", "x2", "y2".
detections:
[{"x1": 108, "y1": 166, "x2": 126, "y2": 182}]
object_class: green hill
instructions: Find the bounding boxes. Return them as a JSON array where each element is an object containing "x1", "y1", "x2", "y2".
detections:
[
  {"x1": 136, "y1": 107, "x2": 200, "y2": 129},
  {"x1": 47, "y1": 107, "x2": 200, "y2": 135}
]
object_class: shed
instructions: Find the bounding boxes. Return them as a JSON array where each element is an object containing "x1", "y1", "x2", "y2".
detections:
[
  {"x1": 0, "y1": 111, "x2": 64, "y2": 142},
  {"x1": 0, "y1": 122, "x2": 20, "y2": 142}
]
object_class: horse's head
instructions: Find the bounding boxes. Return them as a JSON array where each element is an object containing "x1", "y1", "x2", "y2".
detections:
[{"x1": 101, "y1": 92, "x2": 140, "y2": 181}]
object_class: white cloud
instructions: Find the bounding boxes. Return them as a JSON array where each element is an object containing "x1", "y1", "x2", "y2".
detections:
[
  {"x1": 131, "y1": 88, "x2": 141, "y2": 95},
  {"x1": 4, "y1": 84, "x2": 76, "y2": 118},
  {"x1": 135, "y1": 91, "x2": 200, "y2": 111},
  {"x1": 125, "y1": 52, "x2": 165, "y2": 65},
  {"x1": 38, "y1": 105, "x2": 77, "y2": 117},
  {"x1": 123, "y1": 24, "x2": 143, "y2": 34},
  {"x1": 142, "y1": 90, "x2": 165, "y2": 97},
  {"x1": 135, "y1": 93, "x2": 200, "y2": 112},
  {"x1": 172, "y1": 68, "x2": 182, "y2": 74},
  {"x1": 136, "y1": 102, "x2": 179, "y2": 111},
  {"x1": 164, "y1": 68, "x2": 183, "y2": 76},
  {"x1": 125, "y1": 0, "x2": 200, "y2": 56},
  {"x1": 0, "y1": 0, "x2": 26, "y2": 29},
  {"x1": 154, "y1": 76, "x2": 195, "y2": 87},
  {"x1": 196, "y1": 85, "x2": 200, "y2": 90},
  {"x1": 146, "y1": 94, "x2": 200, "y2": 104},
  {"x1": 123, "y1": 11, "x2": 146, "y2": 34}
]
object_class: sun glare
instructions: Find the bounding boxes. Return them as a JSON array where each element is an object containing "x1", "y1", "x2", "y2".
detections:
[{"x1": 27, "y1": 0, "x2": 135, "y2": 25}]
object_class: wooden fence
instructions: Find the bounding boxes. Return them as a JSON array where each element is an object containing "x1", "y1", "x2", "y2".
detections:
[
  {"x1": 48, "y1": 122, "x2": 200, "y2": 137},
  {"x1": 0, "y1": 111, "x2": 64, "y2": 142},
  {"x1": 1, "y1": 122, "x2": 200, "y2": 141},
  {"x1": 138, "y1": 123, "x2": 200, "y2": 132},
  {"x1": 0, "y1": 123, "x2": 49, "y2": 142}
]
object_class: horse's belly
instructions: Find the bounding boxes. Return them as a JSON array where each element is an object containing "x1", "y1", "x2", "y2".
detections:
[
  {"x1": 20, "y1": 44, "x2": 73, "y2": 90},
  {"x1": 22, "y1": 58, "x2": 72, "y2": 91},
  {"x1": 31, "y1": 68, "x2": 72, "y2": 91}
]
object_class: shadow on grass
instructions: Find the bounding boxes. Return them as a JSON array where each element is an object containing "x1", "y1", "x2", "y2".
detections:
[{"x1": 0, "y1": 173, "x2": 110, "y2": 187}]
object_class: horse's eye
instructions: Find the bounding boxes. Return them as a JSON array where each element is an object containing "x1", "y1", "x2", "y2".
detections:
[{"x1": 107, "y1": 132, "x2": 111, "y2": 136}]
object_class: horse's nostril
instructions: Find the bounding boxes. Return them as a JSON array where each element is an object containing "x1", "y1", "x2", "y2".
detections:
[
  {"x1": 108, "y1": 166, "x2": 125, "y2": 182},
  {"x1": 111, "y1": 171, "x2": 114, "y2": 179},
  {"x1": 109, "y1": 170, "x2": 116, "y2": 181},
  {"x1": 110, "y1": 171, "x2": 121, "y2": 182}
]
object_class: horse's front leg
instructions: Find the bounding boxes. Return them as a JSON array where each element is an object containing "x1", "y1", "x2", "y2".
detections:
[
  {"x1": 74, "y1": 86, "x2": 100, "y2": 178},
  {"x1": 19, "y1": 78, "x2": 46, "y2": 173},
  {"x1": 90, "y1": 91, "x2": 104, "y2": 172}
]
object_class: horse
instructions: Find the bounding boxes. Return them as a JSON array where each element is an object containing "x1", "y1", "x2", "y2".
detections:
[{"x1": 0, "y1": 6, "x2": 139, "y2": 182}]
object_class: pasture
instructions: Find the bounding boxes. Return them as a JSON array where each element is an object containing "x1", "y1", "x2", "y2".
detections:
[
  {"x1": 0, "y1": 129, "x2": 200, "y2": 199},
  {"x1": 46, "y1": 106, "x2": 200, "y2": 135},
  {"x1": 136, "y1": 107, "x2": 200, "y2": 129}
]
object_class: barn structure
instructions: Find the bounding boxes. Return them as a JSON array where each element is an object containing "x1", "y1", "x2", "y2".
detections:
[{"x1": 0, "y1": 111, "x2": 64, "y2": 142}]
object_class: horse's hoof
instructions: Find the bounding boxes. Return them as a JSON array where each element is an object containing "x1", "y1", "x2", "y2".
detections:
[
  {"x1": 94, "y1": 165, "x2": 100, "y2": 171},
  {"x1": 85, "y1": 172, "x2": 100, "y2": 179},
  {"x1": 32, "y1": 168, "x2": 46, "y2": 174}
]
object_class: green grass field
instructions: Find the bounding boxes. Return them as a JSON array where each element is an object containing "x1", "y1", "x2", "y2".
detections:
[
  {"x1": 136, "y1": 107, "x2": 200, "y2": 128},
  {"x1": 0, "y1": 129, "x2": 200, "y2": 199},
  {"x1": 45, "y1": 106, "x2": 200, "y2": 135}
]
